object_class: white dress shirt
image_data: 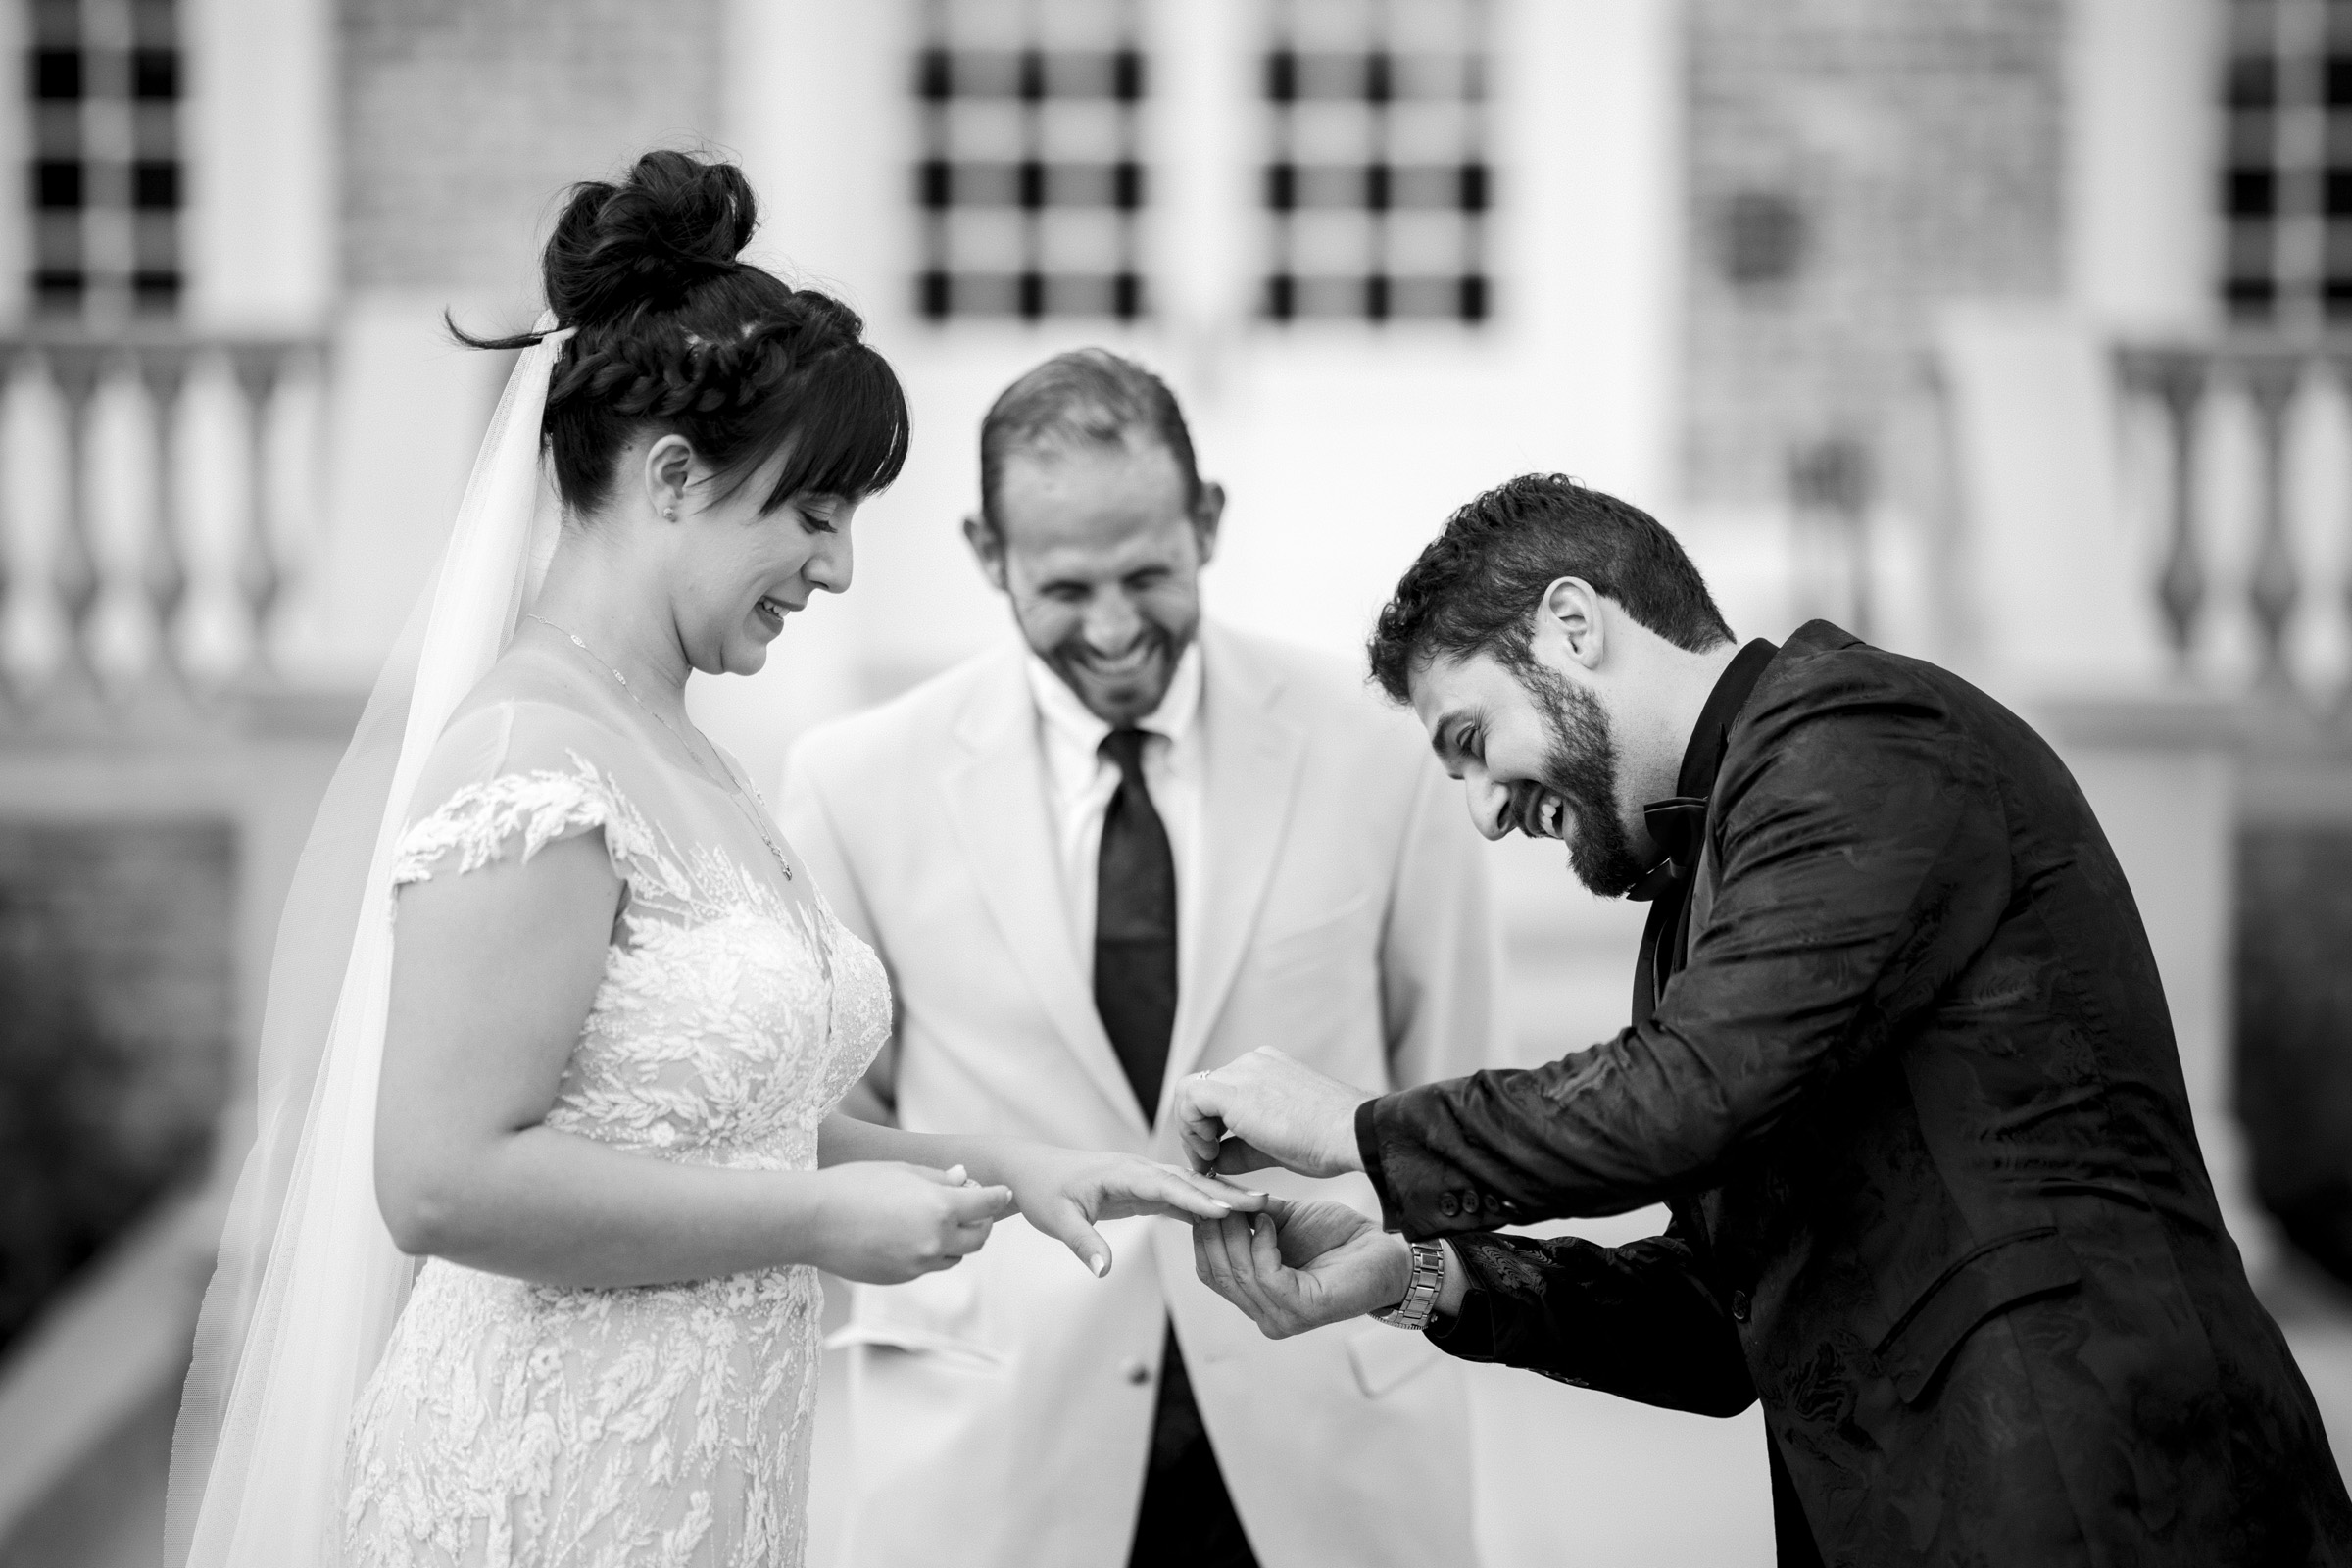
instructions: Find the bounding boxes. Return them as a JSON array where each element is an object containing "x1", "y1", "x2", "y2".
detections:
[{"x1": 1025, "y1": 641, "x2": 1203, "y2": 979}]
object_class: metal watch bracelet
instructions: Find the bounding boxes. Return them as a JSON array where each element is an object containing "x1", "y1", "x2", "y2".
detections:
[{"x1": 1373, "y1": 1240, "x2": 1447, "y2": 1332}]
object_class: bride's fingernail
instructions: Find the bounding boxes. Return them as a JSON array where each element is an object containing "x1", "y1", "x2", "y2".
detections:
[{"x1": 1090, "y1": 1254, "x2": 1109, "y2": 1278}]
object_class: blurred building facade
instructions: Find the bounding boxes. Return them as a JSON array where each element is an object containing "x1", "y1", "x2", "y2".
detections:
[{"x1": 0, "y1": 0, "x2": 2348, "y2": 1563}]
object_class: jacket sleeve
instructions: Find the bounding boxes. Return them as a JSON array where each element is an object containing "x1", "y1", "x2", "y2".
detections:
[
  {"x1": 776, "y1": 738, "x2": 901, "y2": 1121},
  {"x1": 1430, "y1": 1207, "x2": 1756, "y2": 1417},
  {"x1": 1359, "y1": 662, "x2": 2014, "y2": 1237},
  {"x1": 1378, "y1": 747, "x2": 1507, "y2": 1091}
]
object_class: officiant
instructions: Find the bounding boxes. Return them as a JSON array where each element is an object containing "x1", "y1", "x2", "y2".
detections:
[
  {"x1": 776, "y1": 350, "x2": 1501, "y2": 1568},
  {"x1": 1176, "y1": 473, "x2": 2352, "y2": 1566}
]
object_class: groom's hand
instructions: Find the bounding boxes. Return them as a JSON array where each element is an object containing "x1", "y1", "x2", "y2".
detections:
[
  {"x1": 1173, "y1": 1049, "x2": 1370, "y2": 1178},
  {"x1": 1192, "y1": 1198, "x2": 1414, "y2": 1339}
]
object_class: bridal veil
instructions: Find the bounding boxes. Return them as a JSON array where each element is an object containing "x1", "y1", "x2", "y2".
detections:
[{"x1": 165, "y1": 325, "x2": 572, "y2": 1567}]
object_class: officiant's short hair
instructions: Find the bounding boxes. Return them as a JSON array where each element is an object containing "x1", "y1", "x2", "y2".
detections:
[
  {"x1": 977, "y1": 349, "x2": 1202, "y2": 535},
  {"x1": 1370, "y1": 473, "x2": 1735, "y2": 702}
]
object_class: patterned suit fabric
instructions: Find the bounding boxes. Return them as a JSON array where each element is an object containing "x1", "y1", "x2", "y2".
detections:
[{"x1": 1357, "y1": 621, "x2": 2352, "y2": 1566}]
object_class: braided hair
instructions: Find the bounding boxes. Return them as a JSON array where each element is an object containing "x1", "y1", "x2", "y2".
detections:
[{"x1": 458, "y1": 150, "x2": 909, "y2": 518}]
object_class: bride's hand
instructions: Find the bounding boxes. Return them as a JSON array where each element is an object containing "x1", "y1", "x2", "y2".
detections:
[
  {"x1": 808, "y1": 1162, "x2": 1015, "y2": 1285},
  {"x1": 992, "y1": 1146, "x2": 1269, "y2": 1279}
]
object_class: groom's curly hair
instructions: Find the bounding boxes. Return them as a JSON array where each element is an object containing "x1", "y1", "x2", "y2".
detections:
[
  {"x1": 1367, "y1": 474, "x2": 1733, "y2": 702},
  {"x1": 454, "y1": 149, "x2": 909, "y2": 519}
]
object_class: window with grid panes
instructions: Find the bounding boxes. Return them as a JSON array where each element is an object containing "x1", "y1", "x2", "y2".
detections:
[
  {"x1": 26, "y1": 0, "x2": 182, "y2": 319},
  {"x1": 2220, "y1": 0, "x2": 2352, "y2": 323},
  {"x1": 913, "y1": 0, "x2": 1148, "y2": 322},
  {"x1": 1262, "y1": 0, "x2": 1491, "y2": 324}
]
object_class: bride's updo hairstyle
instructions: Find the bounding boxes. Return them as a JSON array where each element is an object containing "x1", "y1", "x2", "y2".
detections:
[{"x1": 462, "y1": 149, "x2": 908, "y2": 518}]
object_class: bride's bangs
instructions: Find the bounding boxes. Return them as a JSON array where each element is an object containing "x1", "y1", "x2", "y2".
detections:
[{"x1": 754, "y1": 345, "x2": 911, "y2": 511}]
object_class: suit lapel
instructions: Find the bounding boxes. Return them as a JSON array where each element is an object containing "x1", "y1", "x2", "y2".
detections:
[
  {"x1": 945, "y1": 649, "x2": 1150, "y2": 1135},
  {"x1": 1161, "y1": 625, "x2": 1308, "y2": 1104}
]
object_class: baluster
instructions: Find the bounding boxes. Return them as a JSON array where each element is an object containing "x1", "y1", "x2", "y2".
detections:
[
  {"x1": 81, "y1": 353, "x2": 164, "y2": 695},
  {"x1": 0, "y1": 349, "x2": 13, "y2": 705},
  {"x1": 2132, "y1": 348, "x2": 2211, "y2": 671},
  {"x1": 258, "y1": 346, "x2": 322, "y2": 672},
  {"x1": 172, "y1": 348, "x2": 255, "y2": 688},
  {"x1": 229, "y1": 346, "x2": 285, "y2": 668},
  {"x1": 2331, "y1": 351, "x2": 2352, "y2": 717},
  {"x1": 2241, "y1": 351, "x2": 2304, "y2": 692},
  {"x1": 138, "y1": 343, "x2": 190, "y2": 687},
  {"x1": 2345, "y1": 432, "x2": 2352, "y2": 718},
  {"x1": 47, "y1": 346, "x2": 102, "y2": 691},
  {"x1": 0, "y1": 354, "x2": 74, "y2": 698}
]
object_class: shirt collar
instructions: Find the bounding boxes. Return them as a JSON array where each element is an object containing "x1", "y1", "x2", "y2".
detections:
[
  {"x1": 1674, "y1": 637, "x2": 1779, "y2": 802},
  {"x1": 1634, "y1": 637, "x2": 1779, "y2": 885},
  {"x1": 1026, "y1": 639, "x2": 1204, "y2": 768}
]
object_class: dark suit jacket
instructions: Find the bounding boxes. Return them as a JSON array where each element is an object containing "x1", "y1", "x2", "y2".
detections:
[{"x1": 1357, "y1": 621, "x2": 2352, "y2": 1566}]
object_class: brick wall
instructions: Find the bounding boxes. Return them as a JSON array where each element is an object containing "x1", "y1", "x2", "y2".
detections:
[
  {"x1": 1682, "y1": 0, "x2": 2069, "y2": 512},
  {"x1": 340, "y1": 0, "x2": 729, "y2": 292}
]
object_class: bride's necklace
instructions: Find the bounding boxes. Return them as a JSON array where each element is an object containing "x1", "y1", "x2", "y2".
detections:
[{"x1": 524, "y1": 612, "x2": 794, "y2": 881}]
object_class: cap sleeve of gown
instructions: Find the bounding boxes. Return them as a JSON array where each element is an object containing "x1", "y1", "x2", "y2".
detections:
[{"x1": 390, "y1": 702, "x2": 654, "y2": 889}]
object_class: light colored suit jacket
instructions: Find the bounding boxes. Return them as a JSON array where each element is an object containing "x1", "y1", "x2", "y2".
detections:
[{"x1": 778, "y1": 620, "x2": 1500, "y2": 1568}]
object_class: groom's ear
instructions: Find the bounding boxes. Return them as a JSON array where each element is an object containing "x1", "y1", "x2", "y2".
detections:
[
  {"x1": 1532, "y1": 576, "x2": 1606, "y2": 672},
  {"x1": 962, "y1": 512, "x2": 1010, "y2": 593}
]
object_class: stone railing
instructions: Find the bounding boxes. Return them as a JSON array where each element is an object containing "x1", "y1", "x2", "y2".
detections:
[
  {"x1": 0, "y1": 329, "x2": 323, "y2": 716},
  {"x1": 2114, "y1": 336, "x2": 2352, "y2": 708}
]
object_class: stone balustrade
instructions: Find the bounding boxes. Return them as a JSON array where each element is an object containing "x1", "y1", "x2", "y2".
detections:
[
  {"x1": 0, "y1": 329, "x2": 324, "y2": 715},
  {"x1": 2115, "y1": 336, "x2": 2352, "y2": 707}
]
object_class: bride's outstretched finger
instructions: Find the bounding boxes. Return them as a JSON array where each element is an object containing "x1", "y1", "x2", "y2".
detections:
[
  {"x1": 1108, "y1": 1162, "x2": 1270, "y2": 1221},
  {"x1": 1171, "y1": 1167, "x2": 1270, "y2": 1212},
  {"x1": 1028, "y1": 1196, "x2": 1115, "y2": 1279},
  {"x1": 1126, "y1": 1164, "x2": 1240, "y2": 1220}
]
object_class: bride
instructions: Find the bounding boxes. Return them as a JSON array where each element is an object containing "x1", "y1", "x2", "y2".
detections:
[{"x1": 166, "y1": 149, "x2": 1256, "y2": 1567}]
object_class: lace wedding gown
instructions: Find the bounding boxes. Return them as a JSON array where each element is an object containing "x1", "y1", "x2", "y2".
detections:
[{"x1": 340, "y1": 696, "x2": 888, "y2": 1568}]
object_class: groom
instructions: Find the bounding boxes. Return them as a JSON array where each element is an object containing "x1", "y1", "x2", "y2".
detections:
[
  {"x1": 1176, "y1": 474, "x2": 2352, "y2": 1565},
  {"x1": 778, "y1": 350, "x2": 1497, "y2": 1568}
]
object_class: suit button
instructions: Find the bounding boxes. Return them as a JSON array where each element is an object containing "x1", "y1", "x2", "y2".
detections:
[
  {"x1": 1730, "y1": 1290, "x2": 1751, "y2": 1323},
  {"x1": 1483, "y1": 1193, "x2": 1503, "y2": 1214},
  {"x1": 1120, "y1": 1359, "x2": 1151, "y2": 1386},
  {"x1": 1438, "y1": 1193, "x2": 1460, "y2": 1217}
]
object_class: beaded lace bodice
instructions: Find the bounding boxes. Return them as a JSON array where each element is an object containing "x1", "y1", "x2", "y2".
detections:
[{"x1": 341, "y1": 699, "x2": 888, "y2": 1568}]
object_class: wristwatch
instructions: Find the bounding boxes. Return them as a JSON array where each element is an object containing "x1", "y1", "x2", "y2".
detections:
[{"x1": 1373, "y1": 1241, "x2": 1447, "y2": 1332}]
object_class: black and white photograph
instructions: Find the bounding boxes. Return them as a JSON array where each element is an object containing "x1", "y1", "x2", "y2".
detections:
[{"x1": 0, "y1": 0, "x2": 2350, "y2": 1564}]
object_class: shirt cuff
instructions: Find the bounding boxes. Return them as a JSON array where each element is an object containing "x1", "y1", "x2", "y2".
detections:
[
  {"x1": 1355, "y1": 1096, "x2": 1404, "y2": 1231},
  {"x1": 1423, "y1": 1244, "x2": 1495, "y2": 1357}
]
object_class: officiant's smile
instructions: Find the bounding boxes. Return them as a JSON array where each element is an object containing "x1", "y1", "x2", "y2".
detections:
[{"x1": 964, "y1": 411, "x2": 1226, "y2": 727}]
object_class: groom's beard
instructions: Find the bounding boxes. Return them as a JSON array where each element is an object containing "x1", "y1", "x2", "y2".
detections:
[{"x1": 1521, "y1": 662, "x2": 1647, "y2": 898}]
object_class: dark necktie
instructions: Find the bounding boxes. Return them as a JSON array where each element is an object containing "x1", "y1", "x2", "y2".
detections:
[{"x1": 1095, "y1": 727, "x2": 1178, "y2": 1122}]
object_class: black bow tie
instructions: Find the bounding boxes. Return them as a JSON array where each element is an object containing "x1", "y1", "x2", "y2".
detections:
[{"x1": 1626, "y1": 795, "x2": 1709, "y2": 904}]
